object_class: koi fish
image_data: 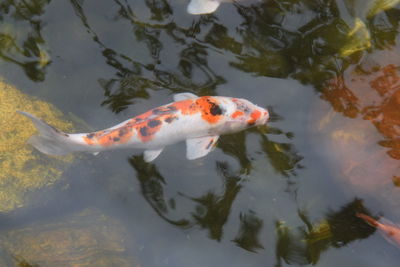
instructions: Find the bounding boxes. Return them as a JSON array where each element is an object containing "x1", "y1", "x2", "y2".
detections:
[
  {"x1": 187, "y1": 0, "x2": 232, "y2": 15},
  {"x1": 356, "y1": 213, "x2": 400, "y2": 248},
  {"x1": 18, "y1": 93, "x2": 269, "y2": 162}
]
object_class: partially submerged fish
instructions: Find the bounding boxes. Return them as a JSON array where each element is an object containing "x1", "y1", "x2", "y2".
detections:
[
  {"x1": 356, "y1": 213, "x2": 400, "y2": 248},
  {"x1": 187, "y1": 0, "x2": 233, "y2": 15},
  {"x1": 18, "y1": 93, "x2": 269, "y2": 162}
]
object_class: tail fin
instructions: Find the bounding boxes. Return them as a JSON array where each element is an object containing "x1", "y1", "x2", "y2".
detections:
[
  {"x1": 18, "y1": 111, "x2": 75, "y2": 156},
  {"x1": 187, "y1": 0, "x2": 220, "y2": 14}
]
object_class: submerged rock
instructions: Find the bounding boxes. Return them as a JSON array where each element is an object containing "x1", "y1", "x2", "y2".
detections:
[
  {"x1": 0, "y1": 209, "x2": 139, "y2": 266},
  {"x1": 0, "y1": 79, "x2": 74, "y2": 212}
]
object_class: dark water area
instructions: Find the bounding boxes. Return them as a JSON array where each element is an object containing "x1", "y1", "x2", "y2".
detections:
[{"x1": 1, "y1": 0, "x2": 400, "y2": 266}]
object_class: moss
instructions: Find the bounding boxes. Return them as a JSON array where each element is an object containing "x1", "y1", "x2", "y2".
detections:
[{"x1": 0, "y1": 79, "x2": 74, "y2": 212}]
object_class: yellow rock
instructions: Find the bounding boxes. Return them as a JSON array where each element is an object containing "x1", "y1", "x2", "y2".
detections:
[{"x1": 0, "y1": 79, "x2": 74, "y2": 212}]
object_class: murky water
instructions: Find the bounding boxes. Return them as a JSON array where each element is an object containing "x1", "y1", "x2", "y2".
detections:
[{"x1": 1, "y1": 0, "x2": 399, "y2": 266}]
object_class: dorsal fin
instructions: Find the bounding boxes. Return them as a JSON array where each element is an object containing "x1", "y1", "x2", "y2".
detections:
[{"x1": 173, "y1": 92, "x2": 198, "y2": 102}]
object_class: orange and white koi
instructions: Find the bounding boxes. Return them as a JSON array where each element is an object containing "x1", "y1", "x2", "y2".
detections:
[
  {"x1": 18, "y1": 93, "x2": 269, "y2": 162},
  {"x1": 357, "y1": 213, "x2": 400, "y2": 248}
]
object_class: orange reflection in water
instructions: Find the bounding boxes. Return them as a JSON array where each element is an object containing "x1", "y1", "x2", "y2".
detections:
[{"x1": 316, "y1": 50, "x2": 400, "y2": 198}]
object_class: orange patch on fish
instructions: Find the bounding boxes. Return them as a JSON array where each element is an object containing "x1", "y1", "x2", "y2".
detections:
[
  {"x1": 231, "y1": 110, "x2": 244, "y2": 119},
  {"x1": 83, "y1": 126, "x2": 134, "y2": 147},
  {"x1": 170, "y1": 99, "x2": 198, "y2": 115},
  {"x1": 247, "y1": 110, "x2": 261, "y2": 125},
  {"x1": 169, "y1": 97, "x2": 223, "y2": 124},
  {"x1": 135, "y1": 118, "x2": 163, "y2": 142},
  {"x1": 196, "y1": 97, "x2": 223, "y2": 124}
]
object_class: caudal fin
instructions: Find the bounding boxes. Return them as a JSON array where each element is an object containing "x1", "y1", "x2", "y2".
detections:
[
  {"x1": 18, "y1": 111, "x2": 75, "y2": 156},
  {"x1": 187, "y1": 0, "x2": 220, "y2": 14}
]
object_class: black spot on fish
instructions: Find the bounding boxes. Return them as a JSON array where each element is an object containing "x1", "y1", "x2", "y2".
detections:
[
  {"x1": 118, "y1": 128, "x2": 128, "y2": 137},
  {"x1": 167, "y1": 105, "x2": 177, "y2": 111},
  {"x1": 113, "y1": 137, "x2": 120, "y2": 142},
  {"x1": 164, "y1": 116, "x2": 177, "y2": 123},
  {"x1": 247, "y1": 121, "x2": 255, "y2": 126},
  {"x1": 210, "y1": 103, "x2": 223, "y2": 116},
  {"x1": 148, "y1": 119, "x2": 161, "y2": 128},
  {"x1": 152, "y1": 108, "x2": 163, "y2": 114},
  {"x1": 87, "y1": 133, "x2": 95, "y2": 139},
  {"x1": 140, "y1": 126, "x2": 149, "y2": 136}
]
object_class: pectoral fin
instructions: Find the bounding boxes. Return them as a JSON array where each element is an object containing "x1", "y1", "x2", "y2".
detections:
[
  {"x1": 186, "y1": 136, "x2": 219, "y2": 160},
  {"x1": 143, "y1": 148, "x2": 164, "y2": 162},
  {"x1": 173, "y1": 92, "x2": 198, "y2": 101},
  {"x1": 187, "y1": 0, "x2": 221, "y2": 14}
]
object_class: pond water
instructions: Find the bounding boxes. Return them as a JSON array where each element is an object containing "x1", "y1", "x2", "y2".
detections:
[{"x1": 1, "y1": 0, "x2": 399, "y2": 266}]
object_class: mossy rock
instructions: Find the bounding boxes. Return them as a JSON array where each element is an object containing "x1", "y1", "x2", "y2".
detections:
[
  {"x1": 0, "y1": 79, "x2": 74, "y2": 212},
  {"x1": 0, "y1": 209, "x2": 139, "y2": 266}
]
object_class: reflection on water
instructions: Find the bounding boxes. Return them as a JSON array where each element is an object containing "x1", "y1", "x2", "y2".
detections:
[
  {"x1": 129, "y1": 155, "x2": 191, "y2": 227},
  {"x1": 313, "y1": 49, "x2": 400, "y2": 208},
  {"x1": 233, "y1": 210, "x2": 264, "y2": 252},
  {"x1": 275, "y1": 198, "x2": 376, "y2": 266},
  {"x1": 0, "y1": 0, "x2": 51, "y2": 81},
  {"x1": 186, "y1": 161, "x2": 242, "y2": 241},
  {"x1": 1, "y1": 0, "x2": 400, "y2": 266},
  {"x1": 71, "y1": 0, "x2": 225, "y2": 113}
]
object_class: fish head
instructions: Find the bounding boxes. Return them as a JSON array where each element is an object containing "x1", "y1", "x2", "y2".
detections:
[
  {"x1": 232, "y1": 98, "x2": 269, "y2": 125},
  {"x1": 215, "y1": 97, "x2": 269, "y2": 134}
]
